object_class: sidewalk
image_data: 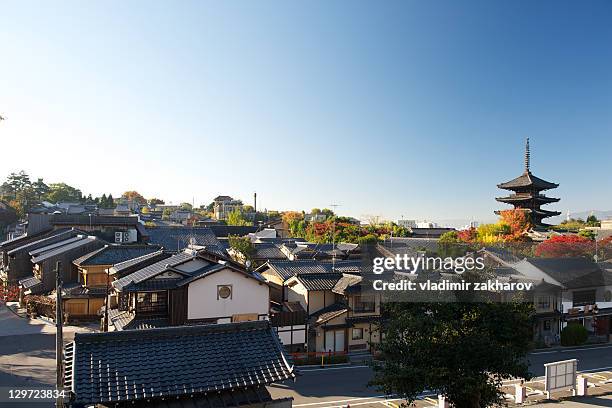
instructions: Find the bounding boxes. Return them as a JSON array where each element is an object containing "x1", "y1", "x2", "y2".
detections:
[{"x1": 529, "y1": 394, "x2": 612, "y2": 406}]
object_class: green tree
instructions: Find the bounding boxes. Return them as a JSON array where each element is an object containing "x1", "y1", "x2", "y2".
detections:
[
  {"x1": 227, "y1": 209, "x2": 250, "y2": 226},
  {"x1": 46, "y1": 183, "x2": 82, "y2": 202},
  {"x1": 578, "y1": 229, "x2": 596, "y2": 240},
  {"x1": 228, "y1": 234, "x2": 255, "y2": 264},
  {"x1": 32, "y1": 178, "x2": 50, "y2": 200},
  {"x1": 372, "y1": 300, "x2": 533, "y2": 408},
  {"x1": 586, "y1": 215, "x2": 600, "y2": 227},
  {"x1": 180, "y1": 202, "x2": 193, "y2": 210}
]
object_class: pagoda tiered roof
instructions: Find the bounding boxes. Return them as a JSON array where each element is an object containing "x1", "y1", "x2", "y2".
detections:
[
  {"x1": 495, "y1": 138, "x2": 560, "y2": 227},
  {"x1": 497, "y1": 171, "x2": 559, "y2": 191}
]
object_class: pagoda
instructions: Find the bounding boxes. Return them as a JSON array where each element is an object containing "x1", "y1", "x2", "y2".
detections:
[{"x1": 495, "y1": 138, "x2": 560, "y2": 227}]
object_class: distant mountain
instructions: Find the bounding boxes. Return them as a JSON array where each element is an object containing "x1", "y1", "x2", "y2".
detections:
[{"x1": 549, "y1": 210, "x2": 612, "y2": 225}]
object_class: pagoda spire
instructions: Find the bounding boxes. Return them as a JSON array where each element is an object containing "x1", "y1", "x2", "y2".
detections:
[{"x1": 524, "y1": 137, "x2": 530, "y2": 174}]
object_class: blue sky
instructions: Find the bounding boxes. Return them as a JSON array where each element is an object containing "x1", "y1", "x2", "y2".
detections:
[{"x1": 1, "y1": 1, "x2": 611, "y2": 225}]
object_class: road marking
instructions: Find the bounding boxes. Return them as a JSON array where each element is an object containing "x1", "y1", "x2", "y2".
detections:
[
  {"x1": 299, "y1": 365, "x2": 370, "y2": 372},
  {"x1": 318, "y1": 398, "x2": 403, "y2": 408},
  {"x1": 293, "y1": 395, "x2": 392, "y2": 406},
  {"x1": 530, "y1": 350, "x2": 558, "y2": 355}
]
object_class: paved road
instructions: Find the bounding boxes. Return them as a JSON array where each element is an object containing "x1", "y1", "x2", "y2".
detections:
[
  {"x1": 0, "y1": 303, "x2": 91, "y2": 407},
  {"x1": 268, "y1": 345, "x2": 612, "y2": 407}
]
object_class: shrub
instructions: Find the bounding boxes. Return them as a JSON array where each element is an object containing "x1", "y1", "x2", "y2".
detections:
[{"x1": 560, "y1": 323, "x2": 588, "y2": 346}]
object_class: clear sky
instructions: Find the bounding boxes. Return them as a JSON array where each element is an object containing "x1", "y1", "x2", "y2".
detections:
[{"x1": 1, "y1": 1, "x2": 611, "y2": 225}]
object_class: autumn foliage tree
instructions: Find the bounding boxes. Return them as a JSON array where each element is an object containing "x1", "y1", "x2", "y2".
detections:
[{"x1": 535, "y1": 235, "x2": 594, "y2": 258}]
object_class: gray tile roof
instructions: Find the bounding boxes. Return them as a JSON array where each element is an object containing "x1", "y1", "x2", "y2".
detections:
[
  {"x1": 527, "y1": 257, "x2": 612, "y2": 289},
  {"x1": 108, "y1": 250, "x2": 170, "y2": 277},
  {"x1": 108, "y1": 309, "x2": 169, "y2": 331},
  {"x1": 112, "y1": 251, "x2": 196, "y2": 291},
  {"x1": 6, "y1": 228, "x2": 77, "y2": 255},
  {"x1": 295, "y1": 272, "x2": 343, "y2": 291},
  {"x1": 31, "y1": 236, "x2": 99, "y2": 263},
  {"x1": 144, "y1": 226, "x2": 226, "y2": 256},
  {"x1": 73, "y1": 245, "x2": 161, "y2": 266},
  {"x1": 263, "y1": 260, "x2": 330, "y2": 281},
  {"x1": 64, "y1": 320, "x2": 295, "y2": 406},
  {"x1": 61, "y1": 283, "x2": 107, "y2": 298},
  {"x1": 18, "y1": 275, "x2": 42, "y2": 289},
  {"x1": 28, "y1": 236, "x2": 85, "y2": 257},
  {"x1": 309, "y1": 302, "x2": 348, "y2": 325},
  {"x1": 332, "y1": 274, "x2": 362, "y2": 295}
]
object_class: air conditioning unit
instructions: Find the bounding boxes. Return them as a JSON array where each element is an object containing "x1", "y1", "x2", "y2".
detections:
[{"x1": 115, "y1": 232, "x2": 123, "y2": 243}]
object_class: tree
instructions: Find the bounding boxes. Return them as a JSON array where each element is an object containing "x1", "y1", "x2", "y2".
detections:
[
  {"x1": 372, "y1": 301, "x2": 533, "y2": 408},
  {"x1": 578, "y1": 229, "x2": 596, "y2": 241},
  {"x1": 228, "y1": 234, "x2": 255, "y2": 264},
  {"x1": 121, "y1": 191, "x2": 146, "y2": 205},
  {"x1": 148, "y1": 198, "x2": 165, "y2": 206},
  {"x1": 32, "y1": 178, "x2": 50, "y2": 200},
  {"x1": 586, "y1": 215, "x2": 600, "y2": 227},
  {"x1": 227, "y1": 209, "x2": 250, "y2": 226},
  {"x1": 180, "y1": 202, "x2": 193, "y2": 211},
  {"x1": 535, "y1": 235, "x2": 594, "y2": 258},
  {"x1": 46, "y1": 183, "x2": 82, "y2": 203}
]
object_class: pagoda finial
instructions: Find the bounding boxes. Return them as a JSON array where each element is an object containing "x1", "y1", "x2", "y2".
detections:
[{"x1": 524, "y1": 137, "x2": 530, "y2": 173}]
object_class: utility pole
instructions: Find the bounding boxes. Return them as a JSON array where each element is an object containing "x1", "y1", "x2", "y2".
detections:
[
  {"x1": 103, "y1": 268, "x2": 110, "y2": 332},
  {"x1": 55, "y1": 261, "x2": 64, "y2": 407}
]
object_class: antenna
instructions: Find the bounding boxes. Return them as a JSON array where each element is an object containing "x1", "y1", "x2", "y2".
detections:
[{"x1": 524, "y1": 137, "x2": 531, "y2": 173}]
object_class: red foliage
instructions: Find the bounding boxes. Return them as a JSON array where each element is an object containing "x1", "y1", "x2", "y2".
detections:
[
  {"x1": 457, "y1": 228, "x2": 478, "y2": 242},
  {"x1": 1, "y1": 284, "x2": 20, "y2": 302},
  {"x1": 499, "y1": 209, "x2": 532, "y2": 238},
  {"x1": 535, "y1": 235, "x2": 594, "y2": 258}
]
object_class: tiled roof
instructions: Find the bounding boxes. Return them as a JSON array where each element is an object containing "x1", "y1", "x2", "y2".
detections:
[
  {"x1": 112, "y1": 251, "x2": 196, "y2": 291},
  {"x1": 18, "y1": 275, "x2": 42, "y2": 289},
  {"x1": 29, "y1": 236, "x2": 85, "y2": 257},
  {"x1": 263, "y1": 260, "x2": 330, "y2": 281},
  {"x1": 64, "y1": 320, "x2": 295, "y2": 406},
  {"x1": 527, "y1": 257, "x2": 612, "y2": 289},
  {"x1": 31, "y1": 236, "x2": 100, "y2": 263},
  {"x1": 73, "y1": 245, "x2": 161, "y2": 266},
  {"x1": 497, "y1": 172, "x2": 559, "y2": 191},
  {"x1": 310, "y1": 302, "x2": 348, "y2": 325},
  {"x1": 6, "y1": 228, "x2": 78, "y2": 255},
  {"x1": 61, "y1": 283, "x2": 107, "y2": 298},
  {"x1": 332, "y1": 274, "x2": 362, "y2": 295},
  {"x1": 108, "y1": 309, "x2": 169, "y2": 331},
  {"x1": 208, "y1": 225, "x2": 258, "y2": 237},
  {"x1": 295, "y1": 272, "x2": 343, "y2": 291},
  {"x1": 50, "y1": 215, "x2": 140, "y2": 226},
  {"x1": 144, "y1": 226, "x2": 226, "y2": 255},
  {"x1": 108, "y1": 250, "x2": 170, "y2": 277},
  {"x1": 253, "y1": 242, "x2": 287, "y2": 260}
]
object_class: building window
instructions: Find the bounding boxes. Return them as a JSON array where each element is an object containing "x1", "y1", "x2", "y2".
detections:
[
  {"x1": 352, "y1": 328, "x2": 364, "y2": 340},
  {"x1": 353, "y1": 295, "x2": 375, "y2": 313},
  {"x1": 543, "y1": 320, "x2": 552, "y2": 331},
  {"x1": 536, "y1": 296, "x2": 551, "y2": 310},
  {"x1": 217, "y1": 285, "x2": 232, "y2": 300},
  {"x1": 135, "y1": 291, "x2": 167, "y2": 314},
  {"x1": 573, "y1": 290, "x2": 596, "y2": 307}
]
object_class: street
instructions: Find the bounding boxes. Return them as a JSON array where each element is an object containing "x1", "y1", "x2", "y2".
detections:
[
  {"x1": 0, "y1": 302, "x2": 90, "y2": 407},
  {"x1": 2, "y1": 302, "x2": 612, "y2": 408},
  {"x1": 267, "y1": 346, "x2": 612, "y2": 407}
]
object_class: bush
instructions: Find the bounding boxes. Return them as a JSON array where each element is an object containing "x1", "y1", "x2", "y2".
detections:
[
  {"x1": 560, "y1": 323, "x2": 588, "y2": 346},
  {"x1": 292, "y1": 354, "x2": 348, "y2": 366}
]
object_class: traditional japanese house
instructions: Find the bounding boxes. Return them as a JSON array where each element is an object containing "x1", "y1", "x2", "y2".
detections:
[
  {"x1": 57, "y1": 245, "x2": 163, "y2": 319},
  {"x1": 63, "y1": 320, "x2": 295, "y2": 408},
  {"x1": 18, "y1": 235, "x2": 105, "y2": 296},
  {"x1": 109, "y1": 249, "x2": 270, "y2": 330}
]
